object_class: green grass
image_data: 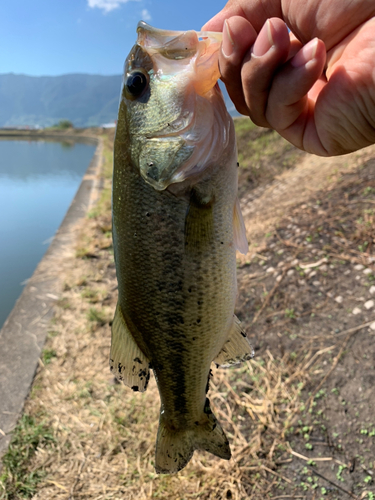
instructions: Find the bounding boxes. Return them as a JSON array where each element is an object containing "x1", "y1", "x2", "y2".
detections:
[
  {"x1": 87, "y1": 307, "x2": 107, "y2": 325},
  {"x1": 87, "y1": 138, "x2": 113, "y2": 220},
  {"x1": 234, "y1": 117, "x2": 302, "y2": 196},
  {"x1": 233, "y1": 117, "x2": 257, "y2": 134},
  {"x1": 41, "y1": 349, "x2": 57, "y2": 365},
  {"x1": 0, "y1": 415, "x2": 55, "y2": 499}
]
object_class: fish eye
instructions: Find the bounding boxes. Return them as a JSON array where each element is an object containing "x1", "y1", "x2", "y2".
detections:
[{"x1": 125, "y1": 70, "x2": 149, "y2": 99}]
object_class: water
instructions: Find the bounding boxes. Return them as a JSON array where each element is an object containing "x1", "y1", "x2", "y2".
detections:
[{"x1": 0, "y1": 139, "x2": 96, "y2": 329}]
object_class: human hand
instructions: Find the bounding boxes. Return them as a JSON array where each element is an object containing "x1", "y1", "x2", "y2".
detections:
[{"x1": 202, "y1": 0, "x2": 375, "y2": 156}]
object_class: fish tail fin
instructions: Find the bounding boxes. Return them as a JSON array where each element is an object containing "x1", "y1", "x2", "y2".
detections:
[
  {"x1": 155, "y1": 398, "x2": 231, "y2": 474},
  {"x1": 193, "y1": 397, "x2": 232, "y2": 460}
]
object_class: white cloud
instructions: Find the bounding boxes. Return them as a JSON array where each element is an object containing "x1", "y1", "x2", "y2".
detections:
[
  {"x1": 87, "y1": 0, "x2": 137, "y2": 13},
  {"x1": 141, "y1": 8, "x2": 151, "y2": 21}
]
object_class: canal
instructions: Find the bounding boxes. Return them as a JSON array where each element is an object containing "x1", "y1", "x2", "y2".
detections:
[{"x1": 0, "y1": 138, "x2": 96, "y2": 330}]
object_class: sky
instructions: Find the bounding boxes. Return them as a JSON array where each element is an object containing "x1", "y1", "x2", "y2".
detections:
[{"x1": 1, "y1": 0, "x2": 226, "y2": 77}]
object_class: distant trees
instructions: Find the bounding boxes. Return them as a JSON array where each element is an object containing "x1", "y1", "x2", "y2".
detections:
[{"x1": 54, "y1": 120, "x2": 74, "y2": 129}]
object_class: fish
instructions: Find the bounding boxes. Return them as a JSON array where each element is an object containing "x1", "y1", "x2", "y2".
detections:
[{"x1": 110, "y1": 21, "x2": 254, "y2": 474}]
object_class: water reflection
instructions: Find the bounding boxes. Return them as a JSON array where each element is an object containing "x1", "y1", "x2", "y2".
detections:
[
  {"x1": 0, "y1": 139, "x2": 94, "y2": 179},
  {"x1": 0, "y1": 139, "x2": 96, "y2": 329}
]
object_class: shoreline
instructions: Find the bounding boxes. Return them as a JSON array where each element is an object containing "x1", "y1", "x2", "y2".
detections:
[
  {"x1": 0, "y1": 128, "x2": 102, "y2": 144},
  {"x1": 0, "y1": 133, "x2": 104, "y2": 460}
]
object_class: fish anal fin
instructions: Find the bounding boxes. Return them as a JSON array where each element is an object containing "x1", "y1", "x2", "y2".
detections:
[
  {"x1": 214, "y1": 315, "x2": 254, "y2": 367},
  {"x1": 110, "y1": 303, "x2": 150, "y2": 392},
  {"x1": 155, "y1": 397, "x2": 230, "y2": 474},
  {"x1": 233, "y1": 197, "x2": 248, "y2": 255}
]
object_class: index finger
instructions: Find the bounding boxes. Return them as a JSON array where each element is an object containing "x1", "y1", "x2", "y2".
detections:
[{"x1": 202, "y1": 0, "x2": 283, "y2": 32}]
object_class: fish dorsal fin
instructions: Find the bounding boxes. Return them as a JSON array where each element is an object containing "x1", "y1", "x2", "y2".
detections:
[
  {"x1": 214, "y1": 315, "x2": 254, "y2": 367},
  {"x1": 110, "y1": 303, "x2": 150, "y2": 392},
  {"x1": 233, "y1": 197, "x2": 248, "y2": 255}
]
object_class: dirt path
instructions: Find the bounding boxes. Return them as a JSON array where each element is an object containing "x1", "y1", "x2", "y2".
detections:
[{"x1": 240, "y1": 144, "x2": 375, "y2": 260}]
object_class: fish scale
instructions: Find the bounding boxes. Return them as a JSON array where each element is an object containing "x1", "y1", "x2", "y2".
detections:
[
  {"x1": 114, "y1": 156, "x2": 235, "y2": 405},
  {"x1": 110, "y1": 21, "x2": 253, "y2": 474}
]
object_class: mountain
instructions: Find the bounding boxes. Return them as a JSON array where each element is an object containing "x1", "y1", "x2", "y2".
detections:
[
  {"x1": 0, "y1": 73, "x2": 122, "y2": 128},
  {"x1": 0, "y1": 73, "x2": 240, "y2": 128}
]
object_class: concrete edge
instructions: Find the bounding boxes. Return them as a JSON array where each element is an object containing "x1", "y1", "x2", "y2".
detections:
[
  {"x1": 0, "y1": 136, "x2": 104, "y2": 463},
  {"x1": 0, "y1": 134, "x2": 98, "y2": 145}
]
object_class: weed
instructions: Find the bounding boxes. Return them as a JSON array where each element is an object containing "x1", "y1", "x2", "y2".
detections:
[
  {"x1": 336, "y1": 464, "x2": 347, "y2": 482},
  {"x1": 56, "y1": 298, "x2": 70, "y2": 310},
  {"x1": 363, "y1": 186, "x2": 375, "y2": 196},
  {"x1": 87, "y1": 307, "x2": 106, "y2": 325},
  {"x1": 81, "y1": 288, "x2": 99, "y2": 302},
  {"x1": 0, "y1": 415, "x2": 55, "y2": 499},
  {"x1": 42, "y1": 349, "x2": 57, "y2": 365},
  {"x1": 314, "y1": 389, "x2": 326, "y2": 400},
  {"x1": 285, "y1": 308, "x2": 296, "y2": 319},
  {"x1": 75, "y1": 245, "x2": 92, "y2": 258}
]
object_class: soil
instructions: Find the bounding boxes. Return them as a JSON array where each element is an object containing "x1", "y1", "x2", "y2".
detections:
[{"x1": 236, "y1": 150, "x2": 375, "y2": 499}]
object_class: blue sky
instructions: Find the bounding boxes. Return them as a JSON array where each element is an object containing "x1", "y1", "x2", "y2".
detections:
[{"x1": 1, "y1": 0, "x2": 226, "y2": 76}]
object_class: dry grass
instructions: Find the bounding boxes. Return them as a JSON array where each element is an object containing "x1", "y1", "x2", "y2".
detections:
[{"x1": 10, "y1": 305, "x2": 315, "y2": 499}]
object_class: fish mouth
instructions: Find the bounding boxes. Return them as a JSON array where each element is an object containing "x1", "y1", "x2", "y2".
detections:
[
  {"x1": 136, "y1": 21, "x2": 223, "y2": 56},
  {"x1": 135, "y1": 21, "x2": 222, "y2": 97}
]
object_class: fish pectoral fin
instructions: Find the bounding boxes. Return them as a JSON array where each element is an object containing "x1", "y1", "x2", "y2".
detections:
[
  {"x1": 185, "y1": 188, "x2": 215, "y2": 251},
  {"x1": 233, "y1": 196, "x2": 248, "y2": 255},
  {"x1": 214, "y1": 315, "x2": 254, "y2": 367},
  {"x1": 155, "y1": 397, "x2": 231, "y2": 474},
  {"x1": 110, "y1": 303, "x2": 150, "y2": 392}
]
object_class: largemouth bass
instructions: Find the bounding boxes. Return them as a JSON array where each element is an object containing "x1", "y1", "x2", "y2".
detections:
[{"x1": 111, "y1": 21, "x2": 253, "y2": 474}]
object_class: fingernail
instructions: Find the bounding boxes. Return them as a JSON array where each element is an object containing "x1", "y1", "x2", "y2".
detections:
[
  {"x1": 291, "y1": 38, "x2": 318, "y2": 67},
  {"x1": 252, "y1": 19, "x2": 274, "y2": 57},
  {"x1": 222, "y1": 19, "x2": 235, "y2": 57}
]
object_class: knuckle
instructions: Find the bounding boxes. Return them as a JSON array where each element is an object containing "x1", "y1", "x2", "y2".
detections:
[{"x1": 249, "y1": 108, "x2": 270, "y2": 128}]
